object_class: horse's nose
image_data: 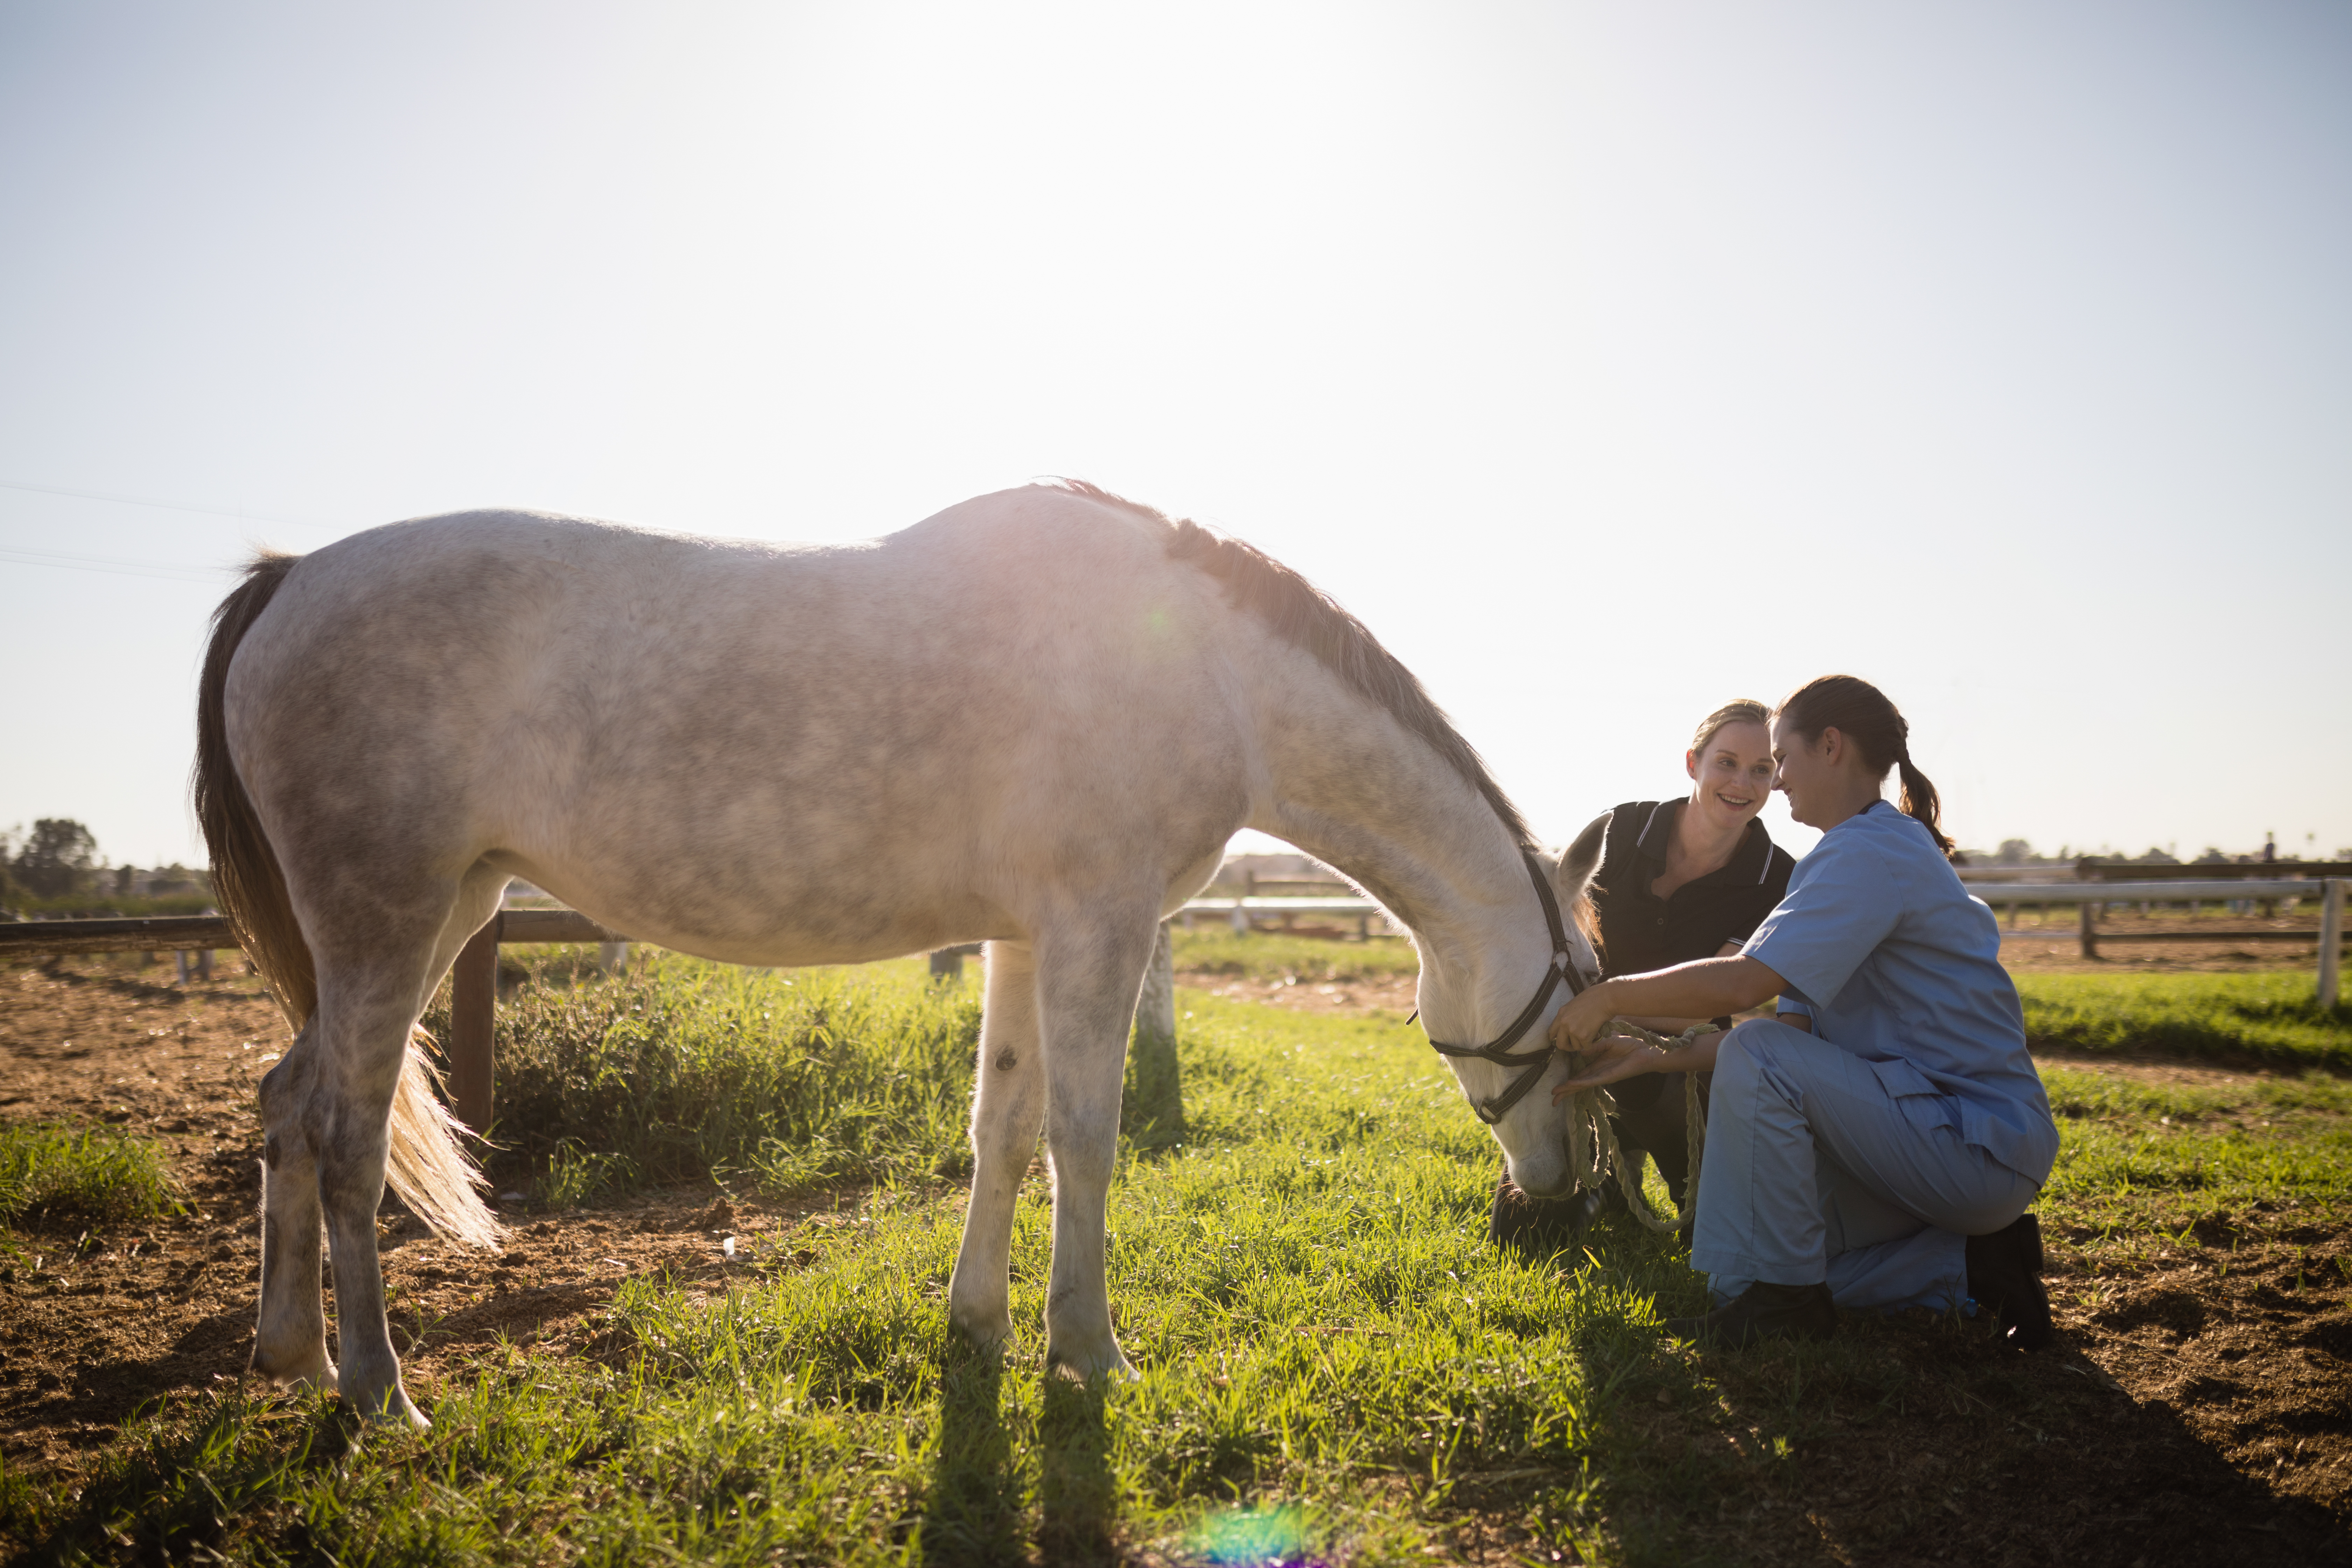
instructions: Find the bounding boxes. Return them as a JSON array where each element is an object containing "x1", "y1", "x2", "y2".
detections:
[{"x1": 1505, "y1": 1149, "x2": 1573, "y2": 1200}]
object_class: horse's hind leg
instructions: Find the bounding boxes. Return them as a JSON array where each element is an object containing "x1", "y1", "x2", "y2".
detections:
[
  {"x1": 253, "y1": 870, "x2": 504, "y2": 1425},
  {"x1": 252, "y1": 1028, "x2": 334, "y2": 1393},
  {"x1": 947, "y1": 939, "x2": 1046, "y2": 1349},
  {"x1": 318, "y1": 868, "x2": 509, "y2": 1427},
  {"x1": 305, "y1": 954, "x2": 447, "y2": 1428}
]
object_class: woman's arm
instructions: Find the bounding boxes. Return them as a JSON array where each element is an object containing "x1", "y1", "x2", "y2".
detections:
[
  {"x1": 1550, "y1": 1025, "x2": 1727, "y2": 1098},
  {"x1": 1551, "y1": 954, "x2": 1786, "y2": 1050},
  {"x1": 1615, "y1": 940, "x2": 1746, "y2": 1034},
  {"x1": 1543, "y1": 954, "x2": 1788, "y2": 1098}
]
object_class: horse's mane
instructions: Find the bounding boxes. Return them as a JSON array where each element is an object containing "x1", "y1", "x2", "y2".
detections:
[{"x1": 1052, "y1": 479, "x2": 1538, "y2": 853}]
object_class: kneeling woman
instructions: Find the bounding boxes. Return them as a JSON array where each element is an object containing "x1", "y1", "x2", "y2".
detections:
[{"x1": 1548, "y1": 676, "x2": 2056, "y2": 1348}]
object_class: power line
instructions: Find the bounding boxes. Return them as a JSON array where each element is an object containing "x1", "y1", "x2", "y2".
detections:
[
  {"x1": 0, "y1": 547, "x2": 226, "y2": 583},
  {"x1": 0, "y1": 476, "x2": 321, "y2": 529}
]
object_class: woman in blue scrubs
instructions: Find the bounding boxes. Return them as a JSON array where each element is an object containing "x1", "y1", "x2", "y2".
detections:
[{"x1": 1547, "y1": 675, "x2": 2057, "y2": 1350}]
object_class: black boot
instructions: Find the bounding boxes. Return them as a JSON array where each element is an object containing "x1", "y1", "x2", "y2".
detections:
[
  {"x1": 1966, "y1": 1212, "x2": 2052, "y2": 1351},
  {"x1": 1663, "y1": 1281, "x2": 1836, "y2": 1348}
]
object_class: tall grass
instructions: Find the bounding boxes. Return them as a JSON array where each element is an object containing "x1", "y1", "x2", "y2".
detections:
[
  {"x1": 0, "y1": 1124, "x2": 182, "y2": 1232},
  {"x1": 425, "y1": 953, "x2": 985, "y2": 1195},
  {"x1": 2016, "y1": 971, "x2": 2352, "y2": 1070}
]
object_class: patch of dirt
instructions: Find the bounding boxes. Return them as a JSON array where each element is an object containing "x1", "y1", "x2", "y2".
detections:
[
  {"x1": 2027, "y1": 1050, "x2": 2323, "y2": 1088},
  {"x1": 1996, "y1": 910, "x2": 2334, "y2": 973},
  {"x1": 0, "y1": 957, "x2": 860, "y2": 1475},
  {"x1": 1177, "y1": 969, "x2": 1416, "y2": 1016}
]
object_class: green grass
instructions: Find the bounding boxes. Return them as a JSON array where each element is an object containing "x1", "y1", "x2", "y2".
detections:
[
  {"x1": 1172, "y1": 932, "x2": 2352, "y2": 1071},
  {"x1": 0, "y1": 1123, "x2": 182, "y2": 1234},
  {"x1": 427, "y1": 951, "x2": 986, "y2": 1198},
  {"x1": 1170, "y1": 929, "x2": 1420, "y2": 985},
  {"x1": 2039, "y1": 1062, "x2": 2352, "y2": 1228},
  {"x1": 2017, "y1": 970, "x2": 2352, "y2": 1070},
  {"x1": 6, "y1": 962, "x2": 2347, "y2": 1564},
  {"x1": 1, "y1": 892, "x2": 217, "y2": 920}
]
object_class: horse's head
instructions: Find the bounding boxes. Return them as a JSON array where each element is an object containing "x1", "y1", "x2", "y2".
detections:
[{"x1": 1430, "y1": 810, "x2": 1609, "y2": 1200}]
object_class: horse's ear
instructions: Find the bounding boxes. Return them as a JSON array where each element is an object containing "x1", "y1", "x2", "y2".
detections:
[{"x1": 1553, "y1": 811, "x2": 1611, "y2": 904}]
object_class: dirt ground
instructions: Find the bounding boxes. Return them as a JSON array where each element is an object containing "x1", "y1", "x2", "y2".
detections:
[
  {"x1": 0, "y1": 957, "x2": 842, "y2": 1476},
  {"x1": 1992, "y1": 909, "x2": 2339, "y2": 973},
  {"x1": 1183, "y1": 968, "x2": 1421, "y2": 1016},
  {"x1": 3, "y1": 952, "x2": 2348, "y2": 1564}
]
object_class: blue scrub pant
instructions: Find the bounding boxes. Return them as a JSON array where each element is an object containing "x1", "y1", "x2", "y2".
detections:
[{"x1": 1690, "y1": 1020, "x2": 2040, "y2": 1313}]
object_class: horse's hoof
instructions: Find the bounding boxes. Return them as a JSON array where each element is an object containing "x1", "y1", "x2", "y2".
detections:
[
  {"x1": 1045, "y1": 1343, "x2": 1137, "y2": 1383},
  {"x1": 341, "y1": 1387, "x2": 429, "y2": 1432},
  {"x1": 251, "y1": 1351, "x2": 337, "y2": 1395},
  {"x1": 948, "y1": 1306, "x2": 1014, "y2": 1349}
]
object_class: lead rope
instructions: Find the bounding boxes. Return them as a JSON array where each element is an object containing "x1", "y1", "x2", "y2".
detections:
[{"x1": 1556, "y1": 1020, "x2": 1712, "y2": 1234}]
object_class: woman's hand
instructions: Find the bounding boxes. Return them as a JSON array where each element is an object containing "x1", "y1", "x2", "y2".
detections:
[
  {"x1": 1546, "y1": 980, "x2": 1618, "y2": 1056},
  {"x1": 1550, "y1": 1034, "x2": 1670, "y2": 1099}
]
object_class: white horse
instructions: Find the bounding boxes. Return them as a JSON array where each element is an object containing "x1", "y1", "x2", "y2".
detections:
[{"x1": 196, "y1": 481, "x2": 1604, "y2": 1427}]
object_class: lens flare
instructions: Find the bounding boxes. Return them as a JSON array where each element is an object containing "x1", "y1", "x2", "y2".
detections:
[{"x1": 1184, "y1": 1503, "x2": 1333, "y2": 1567}]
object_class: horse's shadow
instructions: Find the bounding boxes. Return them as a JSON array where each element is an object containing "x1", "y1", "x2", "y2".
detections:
[{"x1": 925, "y1": 1342, "x2": 1116, "y2": 1567}]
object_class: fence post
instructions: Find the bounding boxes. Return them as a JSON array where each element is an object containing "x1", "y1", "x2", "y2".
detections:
[
  {"x1": 1123, "y1": 919, "x2": 1185, "y2": 1148},
  {"x1": 450, "y1": 914, "x2": 500, "y2": 1137},
  {"x1": 2321, "y1": 880, "x2": 2344, "y2": 1010},
  {"x1": 2078, "y1": 903, "x2": 2098, "y2": 961}
]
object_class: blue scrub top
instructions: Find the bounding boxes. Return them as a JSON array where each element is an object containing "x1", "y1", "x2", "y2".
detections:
[{"x1": 1740, "y1": 801, "x2": 2059, "y2": 1183}]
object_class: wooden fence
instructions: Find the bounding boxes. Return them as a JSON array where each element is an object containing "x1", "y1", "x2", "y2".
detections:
[
  {"x1": 0, "y1": 906, "x2": 1184, "y2": 1141},
  {"x1": 6, "y1": 874, "x2": 2343, "y2": 1137}
]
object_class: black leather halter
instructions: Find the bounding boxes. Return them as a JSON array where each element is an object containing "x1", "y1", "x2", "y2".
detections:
[{"x1": 1423, "y1": 850, "x2": 1594, "y2": 1125}]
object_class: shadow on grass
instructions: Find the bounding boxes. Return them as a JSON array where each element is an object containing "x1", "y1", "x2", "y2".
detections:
[
  {"x1": 1036, "y1": 1375, "x2": 1117, "y2": 1563},
  {"x1": 919, "y1": 1337, "x2": 1122, "y2": 1568},
  {"x1": 3, "y1": 1388, "x2": 356, "y2": 1564},
  {"x1": 1574, "y1": 1302, "x2": 2352, "y2": 1568},
  {"x1": 922, "y1": 1340, "x2": 1026, "y2": 1567}
]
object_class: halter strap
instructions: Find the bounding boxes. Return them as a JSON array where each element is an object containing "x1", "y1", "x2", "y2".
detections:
[{"x1": 1423, "y1": 850, "x2": 1591, "y2": 1125}]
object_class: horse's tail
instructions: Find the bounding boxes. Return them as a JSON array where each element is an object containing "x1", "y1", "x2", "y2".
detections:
[
  {"x1": 196, "y1": 554, "x2": 500, "y2": 1249},
  {"x1": 196, "y1": 554, "x2": 315, "y2": 1025}
]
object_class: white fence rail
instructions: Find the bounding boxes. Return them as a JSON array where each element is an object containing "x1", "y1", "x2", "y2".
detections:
[{"x1": 1179, "y1": 879, "x2": 2350, "y2": 1005}]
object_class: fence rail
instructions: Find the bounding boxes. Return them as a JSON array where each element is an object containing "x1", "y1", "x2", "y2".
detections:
[{"x1": 7, "y1": 876, "x2": 2343, "y2": 1133}]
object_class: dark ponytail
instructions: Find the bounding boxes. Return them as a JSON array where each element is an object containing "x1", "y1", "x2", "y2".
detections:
[{"x1": 1777, "y1": 675, "x2": 1955, "y2": 859}]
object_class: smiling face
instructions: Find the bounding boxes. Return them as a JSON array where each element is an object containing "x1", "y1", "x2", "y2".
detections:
[
  {"x1": 1770, "y1": 714, "x2": 1877, "y2": 830},
  {"x1": 1770, "y1": 715, "x2": 1827, "y2": 826},
  {"x1": 1685, "y1": 720, "x2": 1774, "y2": 835}
]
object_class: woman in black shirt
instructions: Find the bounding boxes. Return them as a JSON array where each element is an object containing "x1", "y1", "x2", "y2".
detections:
[{"x1": 1491, "y1": 700, "x2": 1797, "y2": 1249}]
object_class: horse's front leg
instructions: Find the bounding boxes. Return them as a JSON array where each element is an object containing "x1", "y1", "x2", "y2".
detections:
[
  {"x1": 948, "y1": 939, "x2": 1045, "y2": 1349},
  {"x1": 1033, "y1": 907, "x2": 1162, "y2": 1380}
]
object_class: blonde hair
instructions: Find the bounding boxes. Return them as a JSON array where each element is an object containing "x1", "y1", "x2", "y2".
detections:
[{"x1": 1691, "y1": 699, "x2": 1771, "y2": 757}]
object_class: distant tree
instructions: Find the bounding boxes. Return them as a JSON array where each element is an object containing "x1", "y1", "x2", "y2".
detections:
[
  {"x1": 1996, "y1": 838, "x2": 2034, "y2": 865},
  {"x1": 12, "y1": 818, "x2": 98, "y2": 898}
]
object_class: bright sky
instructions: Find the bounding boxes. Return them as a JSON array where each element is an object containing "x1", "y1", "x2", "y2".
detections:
[{"x1": 4, "y1": 2, "x2": 2347, "y2": 874}]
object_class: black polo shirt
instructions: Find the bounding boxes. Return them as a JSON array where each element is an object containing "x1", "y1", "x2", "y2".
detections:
[{"x1": 1591, "y1": 799, "x2": 1796, "y2": 980}]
